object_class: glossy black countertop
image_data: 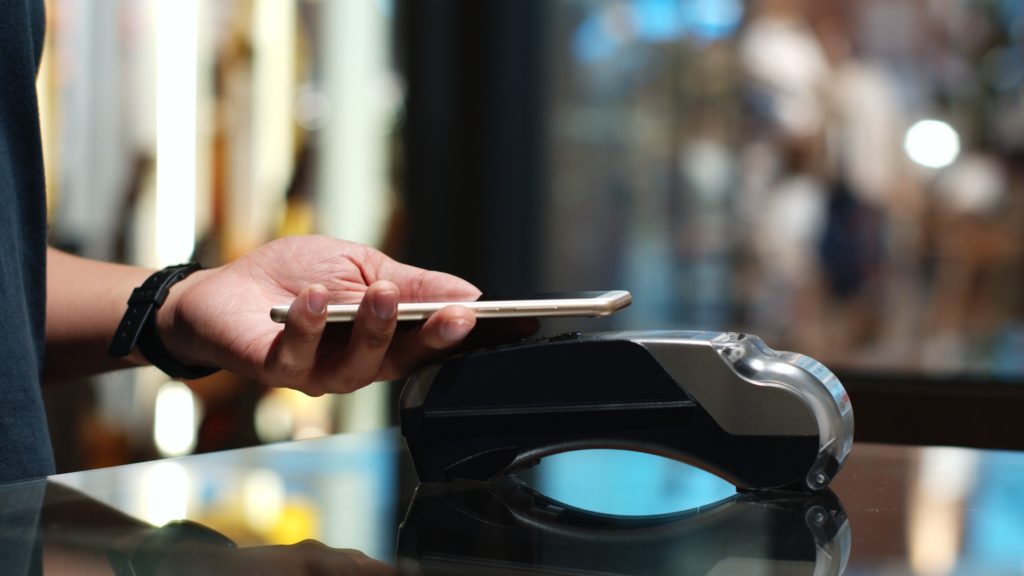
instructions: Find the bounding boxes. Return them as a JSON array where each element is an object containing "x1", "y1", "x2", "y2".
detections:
[{"x1": 3, "y1": 429, "x2": 1024, "y2": 575}]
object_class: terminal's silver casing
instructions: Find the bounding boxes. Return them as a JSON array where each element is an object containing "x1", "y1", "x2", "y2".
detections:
[{"x1": 632, "y1": 331, "x2": 854, "y2": 490}]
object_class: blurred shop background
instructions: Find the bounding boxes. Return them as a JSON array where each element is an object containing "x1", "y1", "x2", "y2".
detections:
[
  {"x1": 38, "y1": 0, "x2": 1023, "y2": 488},
  {"x1": 34, "y1": 0, "x2": 1024, "y2": 568}
]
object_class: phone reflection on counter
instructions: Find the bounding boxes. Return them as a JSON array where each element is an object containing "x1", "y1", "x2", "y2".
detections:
[{"x1": 397, "y1": 453, "x2": 851, "y2": 576}]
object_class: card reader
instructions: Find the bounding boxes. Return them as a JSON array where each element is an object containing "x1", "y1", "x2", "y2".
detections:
[
  {"x1": 400, "y1": 331, "x2": 853, "y2": 491},
  {"x1": 397, "y1": 476, "x2": 850, "y2": 576}
]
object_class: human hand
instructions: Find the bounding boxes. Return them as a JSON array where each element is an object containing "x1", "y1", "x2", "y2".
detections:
[
  {"x1": 155, "y1": 540, "x2": 398, "y2": 576},
  {"x1": 156, "y1": 235, "x2": 483, "y2": 395}
]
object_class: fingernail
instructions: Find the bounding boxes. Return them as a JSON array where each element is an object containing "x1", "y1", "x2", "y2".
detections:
[
  {"x1": 441, "y1": 318, "x2": 473, "y2": 343},
  {"x1": 307, "y1": 288, "x2": 328, "y2": 315},
  {"x1": 372, "y1": 290, "x2": 399, "y2": 321}
]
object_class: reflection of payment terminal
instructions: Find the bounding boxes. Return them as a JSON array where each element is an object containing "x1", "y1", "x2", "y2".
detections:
[
  {"x1": 396, "y1": 477, "x2": 851, "y2": 576},
  {"x1": 401, "y1": 331, "x2": 853, "y2": 491}
]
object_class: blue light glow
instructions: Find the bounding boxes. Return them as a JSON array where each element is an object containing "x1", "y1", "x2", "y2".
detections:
[{"x1": 535, "y1": 449, "x2": 736, "y2": 516}]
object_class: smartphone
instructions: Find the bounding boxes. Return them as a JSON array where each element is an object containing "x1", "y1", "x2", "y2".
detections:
[{"x1": 269, "y1": 290, "x2": 631, "y2": 323}]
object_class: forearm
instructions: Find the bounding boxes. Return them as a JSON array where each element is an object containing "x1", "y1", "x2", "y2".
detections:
[
  {"x1": 43, "y1": 235, "x2": 492, "y2": 392},
  {"x1": 42, "y1": 482, "x2": 155, "y2": 576},
  {"x1": 43, "y1": 248, "x2": 153, "y2": 381}
]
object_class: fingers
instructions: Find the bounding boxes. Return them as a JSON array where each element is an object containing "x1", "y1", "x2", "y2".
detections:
[
  {"x1": 263, "y1": 284, "x2": 329, "y2": 392},
  {"x1": 383, "y1": 305, "x2": 476, "y2": 378},
  {"x1": 265, "y1": 281, "x2": 471, "y2": 395},
  {"x1": 294, "y1": 542, "x2": 399, "y2": 576},
  {"x1": 421, "y1": 305, "x2": 477, "y2": 351},
  {"x1": 322, "y1": 280, "x2": 400, "y2": 393},
  {"x1": 265, "y1": 279, "x2": 482, "y2": 395}
]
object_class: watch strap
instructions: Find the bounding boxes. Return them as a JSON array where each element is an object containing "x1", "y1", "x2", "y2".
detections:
[{"x1": 108, "y1": 263, "x2": 218, "y2": 380}]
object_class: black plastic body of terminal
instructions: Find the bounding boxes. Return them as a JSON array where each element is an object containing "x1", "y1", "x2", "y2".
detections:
[{"x1": 400, "y1": 334, "x2": 820, "y2": 490}]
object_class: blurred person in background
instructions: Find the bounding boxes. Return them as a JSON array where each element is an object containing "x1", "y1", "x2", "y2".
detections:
[
  {"x1": 738, "y1": 0, "x2": 909, "y2": 365},
  {"x1": 737, "y1": 0, "x2": 833, "y2": 353}
]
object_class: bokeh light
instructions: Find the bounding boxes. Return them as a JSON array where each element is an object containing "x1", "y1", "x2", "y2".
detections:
[{"x1": 904, "y1": 119, "x2": 961, "y2": 169}]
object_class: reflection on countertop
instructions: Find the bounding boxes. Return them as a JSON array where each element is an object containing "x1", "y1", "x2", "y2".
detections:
[
  {"x1": 0, "y1": 430, "x2": 1023, "y2": 574},
  {"x1": 397, "y1": 476, "x2": 849, "y2": 576}
]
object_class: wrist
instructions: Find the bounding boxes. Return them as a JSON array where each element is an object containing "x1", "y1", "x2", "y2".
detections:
[
  {"x1": 108, "y1": 264, "x2": 219, "y2": 380},
  {"x1": 156, "y1": 268, "x2": 213, "y2": 369},
  {"x1": 107, "y1": 520, "x2": 236, "y2": 576}
]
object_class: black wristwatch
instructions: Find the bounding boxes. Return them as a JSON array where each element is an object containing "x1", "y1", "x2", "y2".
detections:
[
  {"x1": 108, "y1": 263, "x2": 219, "y2": 380},
  {"x1": 107, "y1": 520, "x2": 237, "y2": 576}
]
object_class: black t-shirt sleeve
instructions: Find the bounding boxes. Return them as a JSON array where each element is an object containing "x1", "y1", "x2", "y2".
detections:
[{"x1": 0, "y1": 0, "x2": 56, "y2": 483}]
